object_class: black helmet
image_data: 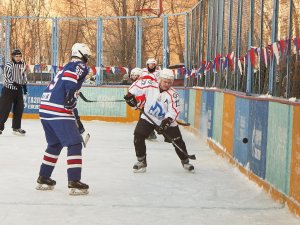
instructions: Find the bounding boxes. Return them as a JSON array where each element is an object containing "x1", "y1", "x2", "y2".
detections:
[{"x1": 12, "y1": 49, "x2": 22, "y2": 56}]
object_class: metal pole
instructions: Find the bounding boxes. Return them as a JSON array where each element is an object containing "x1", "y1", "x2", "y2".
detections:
[
  {"x1": 226, "y1": 0, "x2": 233, "y2": 89},
  {"x1": 286, "y1": 0, "x2": 293, "y2": 98},
  {"x1": 51, "y1": 18, "x2": 59, "y2": 80},
  {"x1": 135, "y1": 16, "x2": 139, "y2": 68},
  {"x1": 198, "y1": 2, "x2": 203, "y2": 86},
  {"x1": 205, "y1": 0, "x2": 212, "y2": 87},
  {"x1": 0, "y1": 18, "x2": 3, "y2": 64},
  {"x1": 214, "y1": 0, "x2": 220, "y2": 87},
  {"x1": 235, "y1": 0, "x2": 243, "y2": 91},
  {"x1": 5, "y1": 16, "x2": 10, "y2": 63},
  {"x1": 163, "y1": 15, "x2": 168, "y2": 68},
  {"x1": 96, "y1": 17, "x2": 103, "y2": 85},
  {"x1": 268, "y1": 0, "x2": 279, "y2": 95},
  {"x1": 219, "y1": 0, "x2": 225, "y2": 88},
  {"x1": 184, "y1": 12, "x2": 189, "y2": 87},
  {"x1": 258, "y1": 0, "x2": 264, "y2": 94},
  {"x1": 138, "y1": 18, "x2": 143, "y2": 68},
  {"x1": 246, "y1": 0, "x2": 254, "y2": 95}
]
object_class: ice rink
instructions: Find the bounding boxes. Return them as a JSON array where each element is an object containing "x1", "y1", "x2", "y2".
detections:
[{"x1": 0, "y1": 119, "x2": 299, "y2": 225}]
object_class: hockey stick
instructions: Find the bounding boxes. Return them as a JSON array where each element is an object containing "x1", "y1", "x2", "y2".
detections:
[
  {"x1": 82, "y1": 133, "x2": 90, "y2": 148},
  {"x1": 79, "y1": 92, "x2": 125, "y2": 103},
  {"x1": 176, "y1": 120, "x2": 190, "y2": 126},
  {"x1": 139, "y1": 108, "x2": 196, "y2": 160}
]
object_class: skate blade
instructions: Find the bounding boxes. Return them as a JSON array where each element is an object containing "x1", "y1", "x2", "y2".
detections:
[
  {"x1": 133, "y1": 167, "x2": 146, "y2": 173},
  {"x1": 36, "y1": 184, "x2": 55, "y2": 190},
  {"x1": 69, "y1": 188, "x2": 89, "y2": 196},
  {"x1": 13, "y1": 132, "x2": 25, "y2": 136}
]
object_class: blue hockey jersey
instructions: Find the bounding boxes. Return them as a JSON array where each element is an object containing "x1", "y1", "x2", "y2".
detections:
[{"x1": 39, "y1": 60, "x2": 89, "y2": 121}]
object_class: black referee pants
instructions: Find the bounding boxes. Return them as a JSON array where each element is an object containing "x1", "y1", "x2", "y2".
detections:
[
  {"x1": 0, "y1": 87, "x2": 24, "y2": 131},
  {"x1": 133, "y1": 118, "x2": 189, "y2": 161}
]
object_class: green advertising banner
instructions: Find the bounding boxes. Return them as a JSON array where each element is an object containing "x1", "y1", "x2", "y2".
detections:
[{"x1": 77, "y1": 87, "x2": 128, "y2": 117}]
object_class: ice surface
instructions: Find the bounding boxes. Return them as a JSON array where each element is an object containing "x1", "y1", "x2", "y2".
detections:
[{"x1": 0, "y1": 119, "x2": 299, "y2": 225}]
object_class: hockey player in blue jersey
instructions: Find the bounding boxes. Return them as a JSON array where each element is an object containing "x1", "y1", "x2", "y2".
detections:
[{"x1": 36, "y1": 43, "x2": 91, "y2": 195}]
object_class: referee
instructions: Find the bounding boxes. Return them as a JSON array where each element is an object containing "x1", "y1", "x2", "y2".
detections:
[{"x1": 0, "y1": 49, "x2": 28, "y2": 135}]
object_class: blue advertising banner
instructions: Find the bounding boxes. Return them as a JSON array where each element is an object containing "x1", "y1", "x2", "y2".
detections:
[
  {"x1": 23, "y1": 85, "x2": 46, "y2": 114},
  {"x1": 248, "y1": 100, "x2": 269, "y2": 179},
  {"x1": 200, "y1": 91, "x2": 214, "y2": 138},
  {"x1": 177, "y1": 88, "x2": 189, "y2": 124},
  {"x1": 233, "y1": 97, "x2": 250, "y2": 166}
]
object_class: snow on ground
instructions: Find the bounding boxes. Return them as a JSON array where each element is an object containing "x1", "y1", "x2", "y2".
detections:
[{"x1": 0, "y1": 119, "x2": 300, "y2": 225}]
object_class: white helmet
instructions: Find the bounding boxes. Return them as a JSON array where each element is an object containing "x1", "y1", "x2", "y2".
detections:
[
  {"x1": 159, "y1": 68, "x2": 174, "y2": 80},
  {"x1": 146, "y1": 58, "x2": 157, "y2": 66},
  {"x1": 71, "y1": 43, "x2": 92, "y2": 62},
  {"x1": 130, "y1": 67, "x2": 142, "y2": 80}
]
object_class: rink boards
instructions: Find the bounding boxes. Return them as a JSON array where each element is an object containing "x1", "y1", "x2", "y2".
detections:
[{"x1": 1, "y1": 84, "x2": 300, "y2": 216}]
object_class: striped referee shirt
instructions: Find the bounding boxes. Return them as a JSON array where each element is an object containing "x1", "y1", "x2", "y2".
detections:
[{"x1": 3, "y1": 60, "x2": 27, "y2": 90}]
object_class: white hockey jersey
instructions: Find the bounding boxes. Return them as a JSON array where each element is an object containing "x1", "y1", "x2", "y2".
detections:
[
  {"x1": 128, "y1": 74, "x2": 180, "y2": 126},
  {"x1": 141, "y1": 68, "x2": 160, "y2": 80}
]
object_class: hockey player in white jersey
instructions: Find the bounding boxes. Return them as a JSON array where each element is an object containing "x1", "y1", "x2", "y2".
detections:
[
  {"x1": 124, "y1": 68, "x2": 194, "y2": 173},
  {"x1": 130, "y1": 67, "x2": 142, "y2": 82},
  {"x1": 142, "y1": 58, "x2": 160, "y2": 140},
  {"x1": 141, "y1": 58, "x2": 160, "y2": 80}
]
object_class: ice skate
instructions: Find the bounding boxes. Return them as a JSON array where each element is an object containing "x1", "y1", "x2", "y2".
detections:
[
  {"x1": 36, "y1": 176, "x2": 56, "y2": 190},
  {"x1": 13, "y1": 128, "x2": 26, "y2": 136},
  {"x1": 0, "y1": 130, "x2": 2, "y2": 135},
  {"x1": 68, "y1": 180, "x2": 89, "y2": 195},
  {"x1": 181, "y1": 159, "x2": 195, "y2": 173},
  {"x1": 146, "y1": 131, "x2": 157, "y2": 140},
  {"x1": 133, "y1": 157, "x2": 147, "y2": 173}
]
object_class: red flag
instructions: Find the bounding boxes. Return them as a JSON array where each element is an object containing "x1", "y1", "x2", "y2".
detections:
[
  {"x1": 205, "y1": 62, "x2": 211, "y2": 71},
  {"x1": 279, "y1": 39, "x2": 285, "y2": 53},
  {"x1": 180, "y1": 67, "x2": 185, "y2": 75},
  {"x1": 91, "y1": 66, "x2": 96, "y2": 75},
  {"x1": 214, "y1": 54, "x2": 221, "y2": 71},
  {"x1": 106, "y1": 66, "x2": 111, "y2": 74},
  {"x1": 227, "y1": 52, "x2": 234, "y2": 69},
  {"x1": 119, "y1": 66, "x2": 125, "y2": 74},
  {"x1": 248, "y1": 48, "x2": 256, "y2": 67}
]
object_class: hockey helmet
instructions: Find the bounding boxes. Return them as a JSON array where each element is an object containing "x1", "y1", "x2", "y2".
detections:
[
  {"x1": 146, "y1": 58, "x2": 157, "y2": 66},
  {"x1": 159, "y1": 68, "x2": 174, "y2": 81},
  {"x1": 71, "y1": 43, "x2": 92, "y2": 63},
  {"x1": 12, "y1": 49, "x2": 22, "y2": 56},
  {"x1": 130, "y1": 67, "x2": 142, "y2": 80}
]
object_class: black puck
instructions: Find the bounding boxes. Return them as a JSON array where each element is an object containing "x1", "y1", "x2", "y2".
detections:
[{"x1": 242, "y1": 138, "x2": 248, "y2": 144}]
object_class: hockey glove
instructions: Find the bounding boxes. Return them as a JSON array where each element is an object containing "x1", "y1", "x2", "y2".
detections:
[
  {"x1": 124, "y1": 93, "x2": 137, "y2": 107},
  {"x1": 22, "y1": 85, "x2": 28, "y2": 95},
  {"x1": 156, "y1": 117, "x2": 172, "y2": 134},
  {"x1": 64, "y1": 90, "x2": 77, "y2": 110},
  {"x1": 135, "y1": 94, "x2": 146, "y2": 109}
]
